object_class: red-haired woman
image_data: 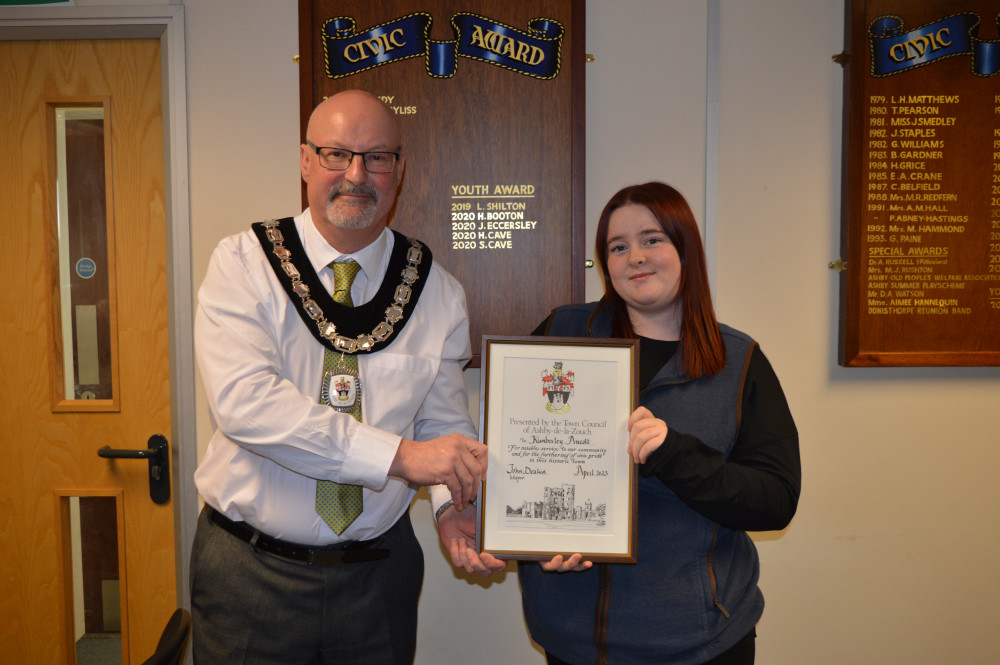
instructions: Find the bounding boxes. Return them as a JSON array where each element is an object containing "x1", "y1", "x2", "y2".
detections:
[{"x1": 518, "y1": 182, "x2": 801, "y2": 665}]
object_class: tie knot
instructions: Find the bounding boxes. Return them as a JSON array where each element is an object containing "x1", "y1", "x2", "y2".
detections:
[{"x1": 330, "y1": 260, "x2": 360, "y2": 306}]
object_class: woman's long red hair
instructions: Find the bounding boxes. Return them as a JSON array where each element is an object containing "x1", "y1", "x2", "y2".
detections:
[{"x1": 594, "y1": 182, "x2": 725, "y2": 378}]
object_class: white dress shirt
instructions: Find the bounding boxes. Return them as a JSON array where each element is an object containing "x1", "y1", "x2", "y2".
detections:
[{"x1": 195, "y1": 209, "x2": 476, "y2": 544}]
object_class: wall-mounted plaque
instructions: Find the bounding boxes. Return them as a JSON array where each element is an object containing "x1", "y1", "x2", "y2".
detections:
[
  {"x1": 839, "y1": 1, "x2": 1000, "y2": 366},
  {"x1": 298, "y1": 0, "x2": 585, "y2": 364}
]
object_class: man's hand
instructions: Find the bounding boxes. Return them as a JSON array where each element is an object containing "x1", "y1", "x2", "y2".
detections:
[
  {"x1": 437, "y1": 503, "x2": 506, "y2": 577},
  {"x1": 389, "y1": 434, "x2": 487, "y2": 510}
]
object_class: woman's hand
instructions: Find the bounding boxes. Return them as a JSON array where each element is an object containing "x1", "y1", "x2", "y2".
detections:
[
  {"x1": 627, "y1": 406, "x2": 668, "y2": 463},
  {"x1": 540, "y1": 553, "x2": 592, "y2": 573}
]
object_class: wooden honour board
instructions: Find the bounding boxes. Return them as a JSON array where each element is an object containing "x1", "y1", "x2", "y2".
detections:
[
  {"x1": 839, "y1": 0, "x2": 1000, "y2": 366},
  {"x1": 298, "y1": 0, "x2": 586, "y2": 365}
]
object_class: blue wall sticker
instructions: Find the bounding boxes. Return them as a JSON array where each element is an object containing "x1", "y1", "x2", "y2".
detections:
[{"x1": 75, "y1": 257, "x2": 97, "y2": 279}]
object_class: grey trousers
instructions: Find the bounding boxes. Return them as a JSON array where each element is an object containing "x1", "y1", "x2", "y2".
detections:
[{"x1": 190, "y1": 507, "x2": 423, "y2": 665}]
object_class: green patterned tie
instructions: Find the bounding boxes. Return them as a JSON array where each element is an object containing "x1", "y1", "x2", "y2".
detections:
[{"x1": 316, "y1": 260, "x2": 363, "y2": 534}]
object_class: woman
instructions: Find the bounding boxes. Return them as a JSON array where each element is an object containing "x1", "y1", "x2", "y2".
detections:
[{"x1": 517, "y1": 182, "x2": 801, "y2": 665}]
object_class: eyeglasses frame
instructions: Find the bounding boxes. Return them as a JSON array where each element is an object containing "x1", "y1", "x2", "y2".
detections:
[{"x1": 306, "y1": 140, "x2": 400, "y2": 174}]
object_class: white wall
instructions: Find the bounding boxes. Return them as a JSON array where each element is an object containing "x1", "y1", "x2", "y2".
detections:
[
  {"x1": 715, "y1": 3, "x2": 1000, "y2": 663},
  {"x1": 180, "y1": 1, "x2": 1000, "y2": 663}
]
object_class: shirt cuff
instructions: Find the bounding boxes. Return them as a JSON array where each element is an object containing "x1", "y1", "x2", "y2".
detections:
[
  {"x1": 340, "y1": 422, "x2": 402, "y2": 489},
  {"x1": 428, "y1": 484, "x2": 453, "y2": 519}
]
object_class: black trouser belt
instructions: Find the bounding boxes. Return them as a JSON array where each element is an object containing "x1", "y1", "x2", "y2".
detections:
[{"x1": 206, "y1": 506, "x2": 390, "y2": 566}]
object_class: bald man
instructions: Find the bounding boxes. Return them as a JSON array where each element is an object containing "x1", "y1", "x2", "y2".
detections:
[{"x1": 191, "y1": 90, "x2": 500, "y2": 665}]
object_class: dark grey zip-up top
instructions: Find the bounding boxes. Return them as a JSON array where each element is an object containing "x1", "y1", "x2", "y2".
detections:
[{"x1": 518, "y1": 302, "x2": 800, "y2": 665}]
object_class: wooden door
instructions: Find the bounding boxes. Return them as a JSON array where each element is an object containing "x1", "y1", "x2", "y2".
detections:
[{"x1": 0, "y1": 39, "x2": 175, "y2": 663}]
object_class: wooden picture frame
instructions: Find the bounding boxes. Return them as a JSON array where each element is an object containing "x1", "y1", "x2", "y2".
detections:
[{"x1": 477, "y1": 336, "x2": 638, "y2": 563}]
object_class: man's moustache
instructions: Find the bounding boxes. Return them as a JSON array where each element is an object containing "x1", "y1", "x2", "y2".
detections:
[{"x1": 332, "y1": 185, "x2": 377, "y2": 201}]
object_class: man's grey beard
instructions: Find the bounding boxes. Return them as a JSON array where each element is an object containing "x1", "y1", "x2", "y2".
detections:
[{"x1": 324, "y1": 183, "x2": 379, "y2": 229}]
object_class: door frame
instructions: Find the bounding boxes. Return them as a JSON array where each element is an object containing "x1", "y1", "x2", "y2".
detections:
[{"x1": 0, "y1": 4, "x2": 197, "y2": 614}]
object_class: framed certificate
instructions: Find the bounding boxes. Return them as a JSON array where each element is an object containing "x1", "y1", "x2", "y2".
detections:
[{"x1": 477, "y1": 336, "x2": 638, "y2": 562}]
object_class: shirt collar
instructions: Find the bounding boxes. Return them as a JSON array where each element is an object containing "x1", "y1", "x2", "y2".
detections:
[{"x1": 300, "y1": 208, "x2": 392, "y2": 297}]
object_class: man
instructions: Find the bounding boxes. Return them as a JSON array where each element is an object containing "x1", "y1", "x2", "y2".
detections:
[{"x1": 191, "y1": 90, "x2": 499, "y2": 665}]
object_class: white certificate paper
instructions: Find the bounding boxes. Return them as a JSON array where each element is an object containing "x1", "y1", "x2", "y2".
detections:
[{"x1": 478, "y1": 336, "x2": 637, "y2": 562}]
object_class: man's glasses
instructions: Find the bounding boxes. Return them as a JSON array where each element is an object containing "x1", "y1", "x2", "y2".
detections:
[{"x1": 306, "y1": 141, "x2": 399, "y2": 174}]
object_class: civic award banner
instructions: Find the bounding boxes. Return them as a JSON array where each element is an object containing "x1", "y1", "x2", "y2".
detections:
[
  {"x1": 838, "y1": 0, "x2": 1000, "y2": 366},
  {"x1": 298, "y1": 0, "x2": 585, "y2": 363}
]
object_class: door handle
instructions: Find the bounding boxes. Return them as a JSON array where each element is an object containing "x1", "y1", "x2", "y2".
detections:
[{"x1": 98, "y1": 434, "x2": 171, "y2": 505}]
